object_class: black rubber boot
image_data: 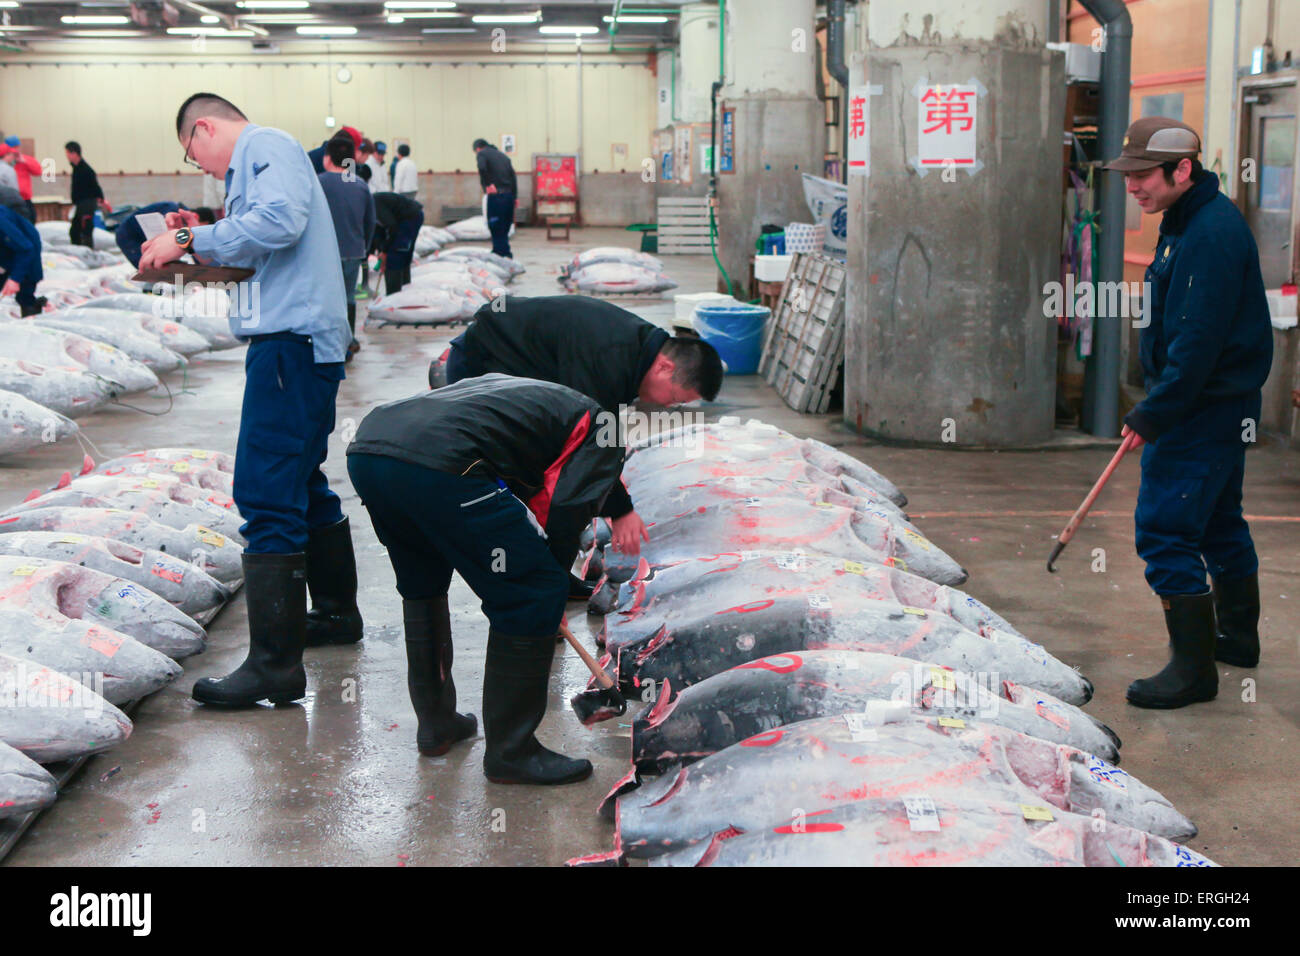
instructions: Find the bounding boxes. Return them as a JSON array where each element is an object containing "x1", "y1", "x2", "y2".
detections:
[
  {"x1": 483, "y1": 630, "x2": 592, "y2": 785},
  {"x1": 193, "y1": 552, "x2": 308, "y2": 706},
  {"x1": 19, "y1": 296, "x2": 47, "y2": 317},
  {"x1": 1212, "y1": 573, "x2": 1260, "y2": 667},
  {"x1": 304, "y1": 516, "x2": 364, "y2": 647},
  {"x1": 1126, "y1": 591, "x2": 1219, "y2": 709},
  {"x1": 404, "y1": 596, "x2": 477, "y2": 755}
]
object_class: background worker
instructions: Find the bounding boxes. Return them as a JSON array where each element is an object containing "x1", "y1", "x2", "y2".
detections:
[
  {"x1": 1106, "y1": 117, "x2": 1273, "y2": 710},
  {"x1": 473, "y1": 137, "x2": 516, "y2": 259},
  {"x1": 139, "y1": 92, "x2": 365, "y2": 707},
  {"x1": 307, "y1": 125, "x2": 362, "y2": 175},
  {"x1": 392, "y1": 143, "x2": 418, "y2": 200},
  {"x1": 65, "y1": 141, "x2": 110, "y2": 247},
  {"x1": 319, "y1": 132, "x2": 376, "y2": 361},
  {"x1": 429, "y1": 294, "x2": 723, "y2": 595},
  {"x1": 347, "y1": 374, "x2": 624, "y2": 785},
  {"x1": 0, "y1": 152, "x2": 22, "y2": 217},
  {"x1": 364, "y1": 139, "x2": 390, "y2": 193},
  {"x1": 0, "y1": 205, "x2": 47, "y2": 316},
  {"x1": 371, "y1": 190, "x2": 423, "y2": 295},
  {"x1": 114, "y1": 202, "x2": 215, "y2": 267},
  {"x1": 3, "y1": 137, "x2": 42, "y2": 222}
]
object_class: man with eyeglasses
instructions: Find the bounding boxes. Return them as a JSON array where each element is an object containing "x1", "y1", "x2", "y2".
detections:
[{"x1": 139, "y1": 93, "x2": 364, "y2": 709}]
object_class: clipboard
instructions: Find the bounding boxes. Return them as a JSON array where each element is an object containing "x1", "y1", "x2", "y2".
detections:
[{"x1": 131, "y1": 262, "x2": 255, "y2": 284}]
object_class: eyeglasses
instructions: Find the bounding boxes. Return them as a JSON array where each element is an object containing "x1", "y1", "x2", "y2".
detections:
[{"x1": 183, "y1": 122, "x2": 202, "y2": 170}]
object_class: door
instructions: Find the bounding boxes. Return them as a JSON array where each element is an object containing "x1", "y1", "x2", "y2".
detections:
[{"x1": 1243, "y1": 82, "x2": 1297, "y2": 287}]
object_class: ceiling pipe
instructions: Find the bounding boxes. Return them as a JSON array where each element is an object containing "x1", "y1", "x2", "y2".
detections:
[{"x1": 1078, "y1": 0, "x2": 1133, "y2": 439}]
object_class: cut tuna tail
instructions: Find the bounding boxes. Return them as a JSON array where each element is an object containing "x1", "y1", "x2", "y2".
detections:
[
  {"x1": 80, "y1": 453, "x2": 95, "y2": 476},
  {"x1": 55, "y1": 472, "x2": 72, "y2": 490},
  {"x1": 563, "y1": 850, "x2": 625, "y2": 867},
  {"x1": 598, "y1": 763, "x2": 645, "y2": 821},
  {"x1": 22, "y1": 489, "x2": 39, "y2": 503}
]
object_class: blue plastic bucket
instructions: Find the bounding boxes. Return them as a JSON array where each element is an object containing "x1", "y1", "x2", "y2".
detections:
[{"x1": 695, "y1": 303, "x2": 769, "y2": 375}]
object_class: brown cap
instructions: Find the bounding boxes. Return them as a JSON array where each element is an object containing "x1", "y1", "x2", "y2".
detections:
[{"x1": 1104, "y1": 116, "x2": 1201, "y2": 171}]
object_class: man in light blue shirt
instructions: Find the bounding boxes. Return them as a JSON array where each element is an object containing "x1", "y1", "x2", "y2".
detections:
[{"x1": 139, "y1": 93, "x2": 364, "y2": 708}]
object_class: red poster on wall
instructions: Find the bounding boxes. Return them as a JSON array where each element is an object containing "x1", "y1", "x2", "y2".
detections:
[{"x1": 533, "y1": 154, "x2": 578, "y2": 200}]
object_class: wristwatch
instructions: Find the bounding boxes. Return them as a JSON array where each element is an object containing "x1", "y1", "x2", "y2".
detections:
[{"x1": 175, "y1": 227, "x2": 193, "y2": 251}]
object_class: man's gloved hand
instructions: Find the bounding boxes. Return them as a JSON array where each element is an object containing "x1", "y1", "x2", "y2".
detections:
[{"x1": 609, "y1": 510, "x2": 650, "y2": 556}]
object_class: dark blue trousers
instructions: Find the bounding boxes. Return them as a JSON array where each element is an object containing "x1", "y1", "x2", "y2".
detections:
[
  {"x1": 1135, "y1": 396, "x2": 1261, "y2": 596},
  {"x1": 385, "y1": 212, "x2": 423, "y2": 274},
  {"x1": 486, "y1": 191, "x2": 515, "y2": 259},
  {"x1": 347, "y1": 453, "x2": 566, "y2": 637},
  {"x1": 233, "y1": 335, "x2": 345, "y2": 553}
]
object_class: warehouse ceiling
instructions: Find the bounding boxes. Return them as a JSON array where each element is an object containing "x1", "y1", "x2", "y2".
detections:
[{"x1": 0, "y1": 1, "x2": 688, "y2": 46}]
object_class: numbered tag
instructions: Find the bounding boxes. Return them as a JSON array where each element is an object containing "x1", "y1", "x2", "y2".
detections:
[
  {"x1": 807, "y1": 594, "x2": 832, "y2": 611},
  {"x1": 139, "y1": 479, "x2": 160, "y2": 489},
  {"x1": 842, "y1": 560, "x2": 866, "y2": 576},
  {"x1": 150, "y1": 557, "x2": 186, "y2": 584},
  {"x1": 94, "y1": 342, "x2": 115, "y2": 353},
  {"x1": 57, "y1": 534, "x2": 86, "y2": 544},
  {"x1": 903, "y1": 797, "x2": 941, "y2": 832},
  {"x1": 196, "y1": 527, "x2": 226, "y2": 547},
  {"x1": 902, "y1": 606, "x2": 927, "y2": 617},
  {"x1": 842, "y1": 712, "x2": 878, "y2": 742},
  {"x1": 929, "y1": 667, "x2": 957, "y2": 692},
  {"x1": 775, "y1": 551, "x2": 807, "y2": 572},
  {"x1": 1020, "y1": 805, "x2": 1055, "y2": 822},
  {"x1": 191, "y1": 450, "x2": 211, "y2": 459},
  {"x1": 937, "y1": 717, "x2": 966, "y2": 729},
  {"x1": 172, "y1": 461, "x2": 191, "y2": 474},
  {"x1": 903, "y1": 529, "x2": 933, "y2": 551},
  {"x1": 10, "y1": 565, "x2": 39, "y2": 576}
]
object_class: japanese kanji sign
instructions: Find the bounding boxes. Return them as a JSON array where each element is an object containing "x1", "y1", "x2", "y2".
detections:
[
  {"x1": 847, "y1": 84, "x2": 881, "y2": 178},
  {"x1": 910, "y1": 77, "x2": 987, "y2": 176}
]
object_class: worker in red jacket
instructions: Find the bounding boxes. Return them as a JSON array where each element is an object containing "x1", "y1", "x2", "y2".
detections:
[{"x1": 2, "y1": 137, "x2": 41, "y2": 222}]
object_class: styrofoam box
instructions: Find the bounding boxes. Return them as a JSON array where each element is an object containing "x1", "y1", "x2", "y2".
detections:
[
  {"x1": 674, "y1": 292, "x2": 737, "y2": 324},
  {"x1": 755, "y1": 254, "x2": 794, "y2": 282},
  {"x1": 1266, "y1": 289, "x2": 1297, "y2": 330}
]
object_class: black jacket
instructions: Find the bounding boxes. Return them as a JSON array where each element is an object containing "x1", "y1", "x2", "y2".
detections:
[
  {"x1": 70, "y1": 160, "x2": 103, "y2": 204},
  {"x1": 1125, "y1": 171, "x2": 1274, "y2": 443},
  {"x1": 348, "y1": 374, "x2": 623, "y2": 569},
  {"x1": 371, "y1": 191, "x2": 423, "y2": 252},
  {"x1": 450, "y1": 295, "x2": 669, "y2": 518},
  {"x1": 476, "y1": 145, "x2": 517, "y2": 194}
]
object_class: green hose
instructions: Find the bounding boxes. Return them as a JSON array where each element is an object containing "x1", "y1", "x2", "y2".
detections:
[{"x1": 709, "y1": 204, "x2": 736, "y2": 299}]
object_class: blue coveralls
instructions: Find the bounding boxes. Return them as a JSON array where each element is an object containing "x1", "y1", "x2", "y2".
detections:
[
  {"x1": 486, "y1": 191, "x2": 515, "y2": 259},
  {"x1": 188, "y1": 124, "x2": 351, "y2": 554},
  {"x1": 1125, "y1": 172, "x2": 1274, "y2": 596},
  {"x1": 0, "y1": 206, "x2": 42, "y2": 310}
]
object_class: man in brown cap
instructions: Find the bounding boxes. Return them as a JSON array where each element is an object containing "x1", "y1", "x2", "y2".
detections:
[{"x1": 1104, "y1": 117, "x2": 1273, "y2": 709}]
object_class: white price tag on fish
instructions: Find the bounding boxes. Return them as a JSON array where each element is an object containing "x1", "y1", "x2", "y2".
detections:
[
  {"x1": 842, "y1": 712, "x2": 878, "y2": 742},
  {"x1": 904, "y1": 797, "x2": 941, "y2": 832},
  {"x1": 807, "y1": 594, "x2": 832, "y2": 611}
]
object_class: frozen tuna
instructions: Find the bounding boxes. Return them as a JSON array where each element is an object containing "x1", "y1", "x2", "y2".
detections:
[
  {"x1": 0, "y1": 357, "x2": 120, "y2": 418},
  {"x1": 0, "y1": 531, "x2": 230, "y2": 617},
  {"x1": 366, "y1": 286, "x2": 477, "y2": 325},
  {"x1": 626, "y1": 418, "x2": 906, "y2": 507},
  {"x1": 0, "y1": 606, "x2": 181, "y2": 705},
  {"x1": 0, "y1": 555, "x2": 206, "y2": 660},
  {"x1": 611, "y1": 714, "x2": 1197, "y2": 859},
  {"x1": 68, "y1": 305, "x2": 211, "y2": 356},
  {"x1": 434, "y1": 247, "x2": 525, "y2": 279},
  {"x1": 648, "y1": 797, "x2": 1216, "y2": 868},
  {"x1": 9, "y1": 483, "x2": 245, "y2": 542},
  {"x1": 0, "y1": 324, "x2": 158, "y2": 393},
  {"x1": 0, "y1": 390, "x2": 79, "y2": 457},
  {"x1": 591, "y1": 498, "x2": 967, "y2": 586},
  {"x1": 77, "y1": 292, "x2": 242, "y2": 350},
  {"x1": 34, "y1": 311, "x2": 187, "y2": 373},
  {"x1": 0, "y1": 740, "x2": 58, "y2": 820},
  {"x1": 0, "y1": 506, "x2": 242, "y2": 585},
  {"x1": 0, "y1": 650, "x2": 133, "y2": 763},
  {"x1": 561, "y1": 247, "x2": 664, "y2": 276},
  {"x1": 630, "y1": 649, "x2": 1119, "y2": 774},
  {"x1": 599, "y1": 592, "x2": 1092, "y2": 705},
  {"x1": 563, "y1": 263, "x2": 677, "y2": 295}
]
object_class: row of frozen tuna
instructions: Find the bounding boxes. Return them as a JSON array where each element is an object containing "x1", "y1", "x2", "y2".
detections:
[
  {"x1": 558, "y1": 247, "x2": 678, "y2": 295},
  {"x1": 412, "y1": 217, "x2": 508, "y2": 257},
  {"x1": 366, "y1": 246, "x2": 526, "y2": 326},
  {"x1": 568, "y1": 418, "x2": 1214, "y2": 867},
  {"x1": 0, "y1": 447, "x2": 242, "y2": 823},
  {"x1": 0, "y1": 291, "x2": 240, "y2": 457}
]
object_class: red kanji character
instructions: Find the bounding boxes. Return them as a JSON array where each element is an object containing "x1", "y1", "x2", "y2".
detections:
[{"x1": 921, "y1": 86, "x2": 976, "y2": 135}]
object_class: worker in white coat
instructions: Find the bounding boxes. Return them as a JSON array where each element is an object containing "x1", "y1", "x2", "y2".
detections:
[{"x1": 392, "y1": 143, "x2": 418, "y2": 200}]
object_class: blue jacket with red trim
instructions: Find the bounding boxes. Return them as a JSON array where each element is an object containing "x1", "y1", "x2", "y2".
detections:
[{"x1": 348, "y1": 373, "x2": 623, "y2": 567}]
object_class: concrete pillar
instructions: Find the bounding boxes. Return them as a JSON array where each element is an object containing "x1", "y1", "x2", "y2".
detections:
[
  {"x1": 714, "y1": 0, "x2": 824, "y2": 295},
  {"x1": 843, "y1": 0, "x2": 1064, "y2": 447},
  {"x1": 679, "y1": 2, "x2": 722, "y2": 124}
]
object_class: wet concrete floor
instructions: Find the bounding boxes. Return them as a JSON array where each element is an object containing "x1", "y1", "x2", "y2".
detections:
[{"x1": 4, "y1": 227, "x2": 1295, "y2": 866}]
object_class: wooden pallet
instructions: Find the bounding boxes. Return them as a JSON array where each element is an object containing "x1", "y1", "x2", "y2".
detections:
[
  {"x1": 656, "y1": 197, "x2": 713, "y2": 255},
  {"x1": 758, "y1": 253, "x2": 847, "y2": 414}
]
